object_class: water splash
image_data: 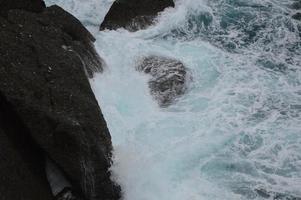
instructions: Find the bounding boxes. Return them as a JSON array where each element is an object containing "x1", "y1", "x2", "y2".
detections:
[{"x1": 45, "y1": 0, "x2": 301, "y2": 199}]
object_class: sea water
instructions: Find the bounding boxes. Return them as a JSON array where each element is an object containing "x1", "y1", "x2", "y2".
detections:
[{"x1": 45, "y1": 0, "x2": 301, "y2": 199}]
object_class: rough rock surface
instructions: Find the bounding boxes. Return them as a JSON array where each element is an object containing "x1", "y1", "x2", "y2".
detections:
[
  {"x1": 293, "y1": 12, "x2": 301, "y2": 21},
  {"x1": 291, "y1": 0, "x2": 301, "y2": 10},
  {"x1": 255, "y1": 188, "x2": 301, "y2": 200},
  {"x1": 0, "y1": 3, "x2": 120, "y2": 200},
  {"x1": 137, "y1": 56, "x2": 190, "y2": 107},
  {"x1": 100, "y1": 0, "x2": 175, "y2": 31},
  {"x1": 0, "y1": 93, "x2": 53, "y2": 200},
  {"x1": 0, "y1": 0, "x2": 45, "y2": 16}
]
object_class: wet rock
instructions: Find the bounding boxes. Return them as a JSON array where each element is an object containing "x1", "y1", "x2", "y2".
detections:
[
  {"x1": 55, "y1": 188, "x2": 81, "y2": 200},
  {"x1": 291, "y1": 0, "x2": 301, "y2": 10},
  {"x1": 41, "y1": 5, "x2": 103, "y2": 77},
  {"x1": 255, "y1": 188, "x2": 301, "y2": 200},
  {"x1": 0, "y1": 0, "x2": 45, "y2": 16},
  {"x1": 292, "y1": 12, "x2": 301, "y2": 21},
  {"x1": 45, "y1": 157, "x2": 72, "y2": 197},
  {"x1": 137, "y1": 56, "x2": 190, "y2": 107},
  {"x1": 100, "y1": 0, "x2": 175, "y2": 31},
  {"x1": 0, "y1": 3, "x2": 120, "y2": 200},
  {"x1": 0, "y1": 92, "x2": 53, "y2": 200}
]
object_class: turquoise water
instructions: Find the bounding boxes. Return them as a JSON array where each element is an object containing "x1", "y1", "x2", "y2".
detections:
[{"x1": 46, "y1": 0, "x2": 301, "y2": 199}]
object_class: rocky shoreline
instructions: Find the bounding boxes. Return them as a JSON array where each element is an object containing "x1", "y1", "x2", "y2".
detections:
[
  {"x1": 0, "y1": 1, "x2": 119, "y2": 199},
  {"x1": 0, "y1": 0, "x2": 177, "y2": 199}
]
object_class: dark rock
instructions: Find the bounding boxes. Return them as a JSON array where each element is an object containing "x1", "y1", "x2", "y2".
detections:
[
  {"x1": 291, "y1": 0, "x2": 301, "y2": 10},
  {"x1": 45, "y1": 156, "x2": 72, "y2": 197},
  {"x1": 55, "y1": 188, "x2": 81, "y2": 200},
  {"x1": 0, "y1": 4, "x2": 120, "y2": 200},
  {"x1": 42, "y1": 5, "x2": 95, "y2": 43},
  {"x1": 255, "y1": 188, "x2": 301, "y2": 200},
  {"x1": 0, "y1": 0, "x2": 46, "y2": 16},
  {"x1": 100, "y1": 0, "x2": 175, "y2": 31},
  {"x1": 137, "y1": 56, "x2": 190, "y2": 107},
  {"x1": 292, "y1": 12, "x2": 301, "y2": 21},
  {"x1": 0, "y1": 92, "x2": 53, "y2": 200},
  {"x1": 42, "y1": 5, "x2": 103, "y2": 77}
]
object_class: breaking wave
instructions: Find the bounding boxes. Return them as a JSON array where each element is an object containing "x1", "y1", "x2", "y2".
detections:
[{"x1": 45, "y1": 0, "x2": 301, "y2": 199}]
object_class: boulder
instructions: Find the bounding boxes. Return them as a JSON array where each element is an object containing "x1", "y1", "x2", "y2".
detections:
[
  {"x1": 292, "y1": 12, "x2": 301, "y2": 21},
  {"x1": 0, "y1": 93, "x2": 53, "y2": 200},
  {"x1": 100, "y1": 0, "x2": 175, "y2": 31},
  {"x1": 0, "y1": 4, "x2": 120, "y2": 200},
  {"x1": 41, "y1": 6, "x2": 103, "y2": 77},
  {"x1": 291, "y1": 0, "x2": 301, "y2": 10},
  {"x1": 0, "y1": 0, "x2": 45, "y2": 16},
  {"x1": 137, "y1": 56, "x2": 190, "y2": 107}
]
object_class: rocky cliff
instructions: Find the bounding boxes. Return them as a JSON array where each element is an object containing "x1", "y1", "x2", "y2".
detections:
[{"x1": 0, "y1": 1, "x2": 120, "y2": 199}]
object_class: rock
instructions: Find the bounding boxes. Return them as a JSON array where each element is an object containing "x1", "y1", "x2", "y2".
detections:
[
  {"x1": 0, "y1": 4, "x2": 120, "y2": 200},
  {"x1": 255, "y1": 188, "x2": 301, "y2": 200},
  {"x1": 0, "y1": 92, "x2": 53, "y2": 200},
  {"x1": 0, "y1": 0, "x2": 45, "y2": 16},
  {"x1": 45, "y1": 156, "x2": 72, "y2": 197},
  {"x1": 100, "y1": 0, "x2": 175, "y2": 31},
  {"x1": 41, "y1": 6, "x2": 103, "y2": 77},
  {"x1": 291, "y1": 0, "x2": 301, "y2": 10},
  {"x1": 137, "y1": 56, "x2": 190, "y2": 107},
  {"x1": 54, "y1": 187, "x2": 82, "y2": 200},
  {"x1": 292, "y1": 12, "x2": 301, "y2": 21}
]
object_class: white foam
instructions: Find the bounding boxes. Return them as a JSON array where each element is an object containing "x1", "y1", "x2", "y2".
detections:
[{"x1": 45, "y1": 0, "x2": 301, "y2": 199}]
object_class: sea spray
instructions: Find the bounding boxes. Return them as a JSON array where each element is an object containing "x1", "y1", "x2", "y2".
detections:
[{"x1": 45, "y1": 0, "x2": 301, "y2": 199}]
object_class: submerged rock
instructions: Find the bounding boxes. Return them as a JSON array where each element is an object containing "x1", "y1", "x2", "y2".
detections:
[
  {"x1": 292, "y1": 12, "x2": 301, "y2": 21},
  {"x1": 100, "y1": 0, "x2": 175, "y2": 31},
  {"x1": 0, "y1": 2, "x2": 120, "y2": 200},
  {"x1": 137, "y1": 56, "x2": 190, "y2": 107},
  {"x1": 291, "y1": 0, "x2": 301, "y2": 10},
  {"x1": 255, "y1": 188, "x2": 301, "y2": 200}
]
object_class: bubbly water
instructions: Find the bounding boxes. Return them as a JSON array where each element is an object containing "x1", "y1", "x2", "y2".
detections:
[{"x1": 46, "y1": 0, "x2": 301, "y2": 199}]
